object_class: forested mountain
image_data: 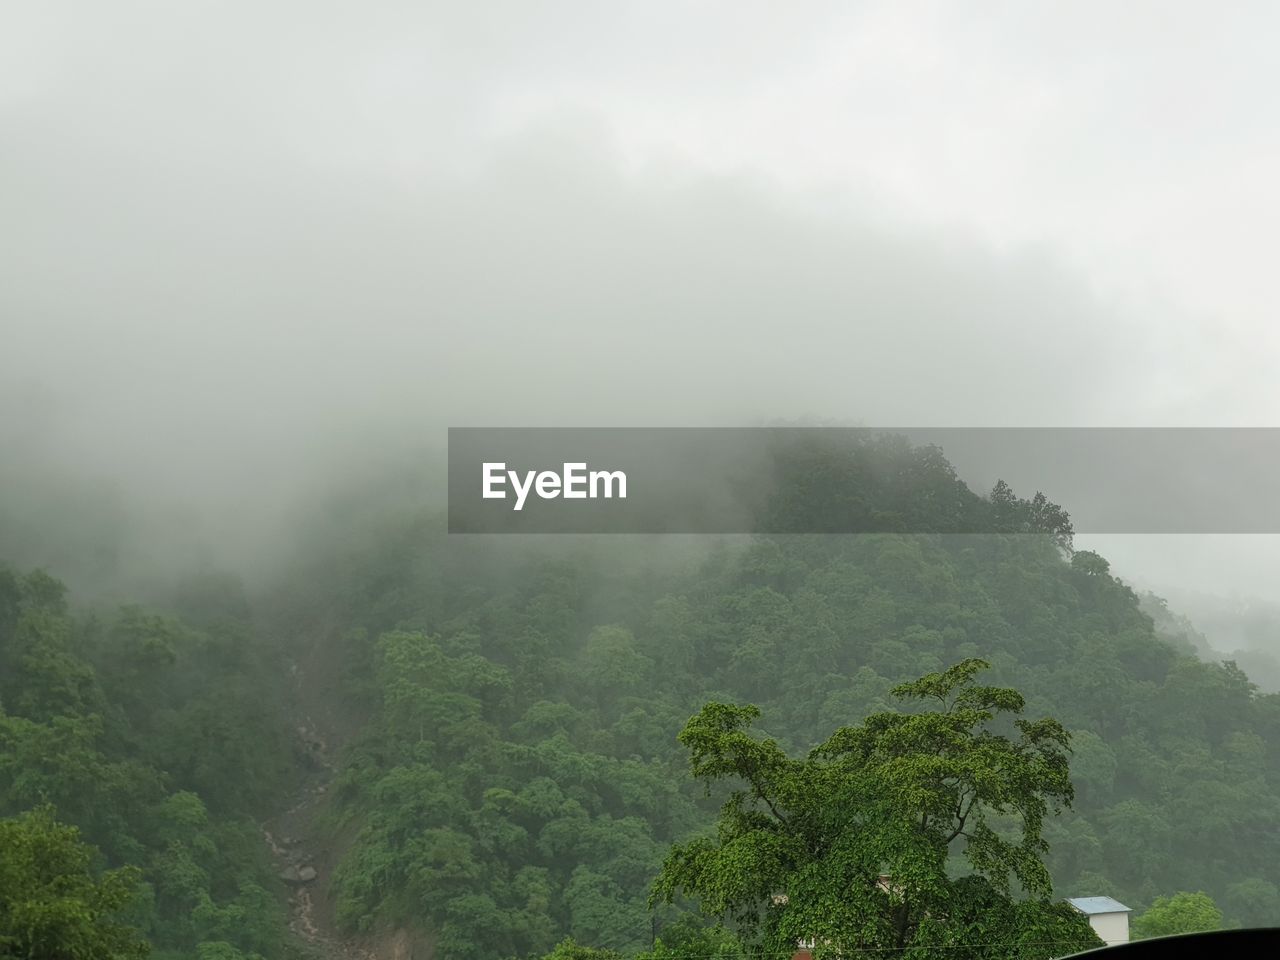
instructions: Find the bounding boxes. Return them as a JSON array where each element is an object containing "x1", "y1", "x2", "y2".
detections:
[
  {"x1": 295, "y1": 528, "x2": 1280, "y2": 957},
  {"x1": 4, "y1": 437, "x2": 1280, "y2": 959},
  {"x1": 0, "y1": 567, "x2": 295, "y2": 959},
  {"x1": 1141, "y1": 591, "x2": 1280, "y2": 693}
]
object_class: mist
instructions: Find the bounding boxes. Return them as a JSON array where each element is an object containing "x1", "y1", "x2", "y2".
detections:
[
  {"x1": 5, "y1": 0, "x2": 1280, "y2": 619},
  {"x1": 12, "y1": 8, "x2": 1280, "y2": 956}
]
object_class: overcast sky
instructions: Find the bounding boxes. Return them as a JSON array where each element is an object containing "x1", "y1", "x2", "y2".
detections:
[{"x1": 4, "y1": 1, "x2": 1280, "y2": 601}]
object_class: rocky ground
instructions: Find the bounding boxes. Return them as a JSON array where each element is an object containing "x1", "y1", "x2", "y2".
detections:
[{"x1": 259, "y1": 661, "x2": 375, "y2": 960}]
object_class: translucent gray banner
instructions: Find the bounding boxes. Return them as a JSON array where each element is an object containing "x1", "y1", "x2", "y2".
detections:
[{"x1": 447, "y1": 428, "x2": 1280, "y2": 534}]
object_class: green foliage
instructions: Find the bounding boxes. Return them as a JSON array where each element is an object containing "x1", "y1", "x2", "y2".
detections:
[
  {"x1": 757, "y1": 435, "x2": 1073, "y2": 549},
  {"x1": 1132, "y1": 891, "x2": 1224, "y2": 939},
  {"x1": 292, "y1": 463, "x2": 1280, "y2": 955},
  {"x1": 636, "y1": 915, "x2": 742, "y2": 960},
  {"x1": 0, "y1": 565, "x2": 291, "y2": 959},
  {"x1": 0, "y1": 805, "x2": 149, "y2": 960},
  {"x1": 9, "y1": 434, "x2": 1280, "y2": 958},
  {"x1": 539, "y1": 937, "x2": 625, "y2": 960},
  {"x1": 328, "y1": 627, "x2": 676, "y2": 958},
  {"x1": 1224, "y1": 878, "x2": 1280, "y2": 928},
  {"x1": 651, "y1": 661, "x2": 1099, "y2": 958}
]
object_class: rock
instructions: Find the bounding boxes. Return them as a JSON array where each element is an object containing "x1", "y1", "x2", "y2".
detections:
[{"x1": 280, "y1": 864, "x2": 318, "y2": 885}]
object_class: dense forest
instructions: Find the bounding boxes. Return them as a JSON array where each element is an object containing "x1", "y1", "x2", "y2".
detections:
[
  {"x1": 0, "y1": 567, "x2": 295, "y2": 958},
  {"x1": 3, "y1": 436, "x2": 1280, "y2": 958}
]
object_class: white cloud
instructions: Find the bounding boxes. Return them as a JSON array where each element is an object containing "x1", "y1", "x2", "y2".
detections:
[{"x1": 4, "y1": 0, "x2": 1280, "y2": 597}]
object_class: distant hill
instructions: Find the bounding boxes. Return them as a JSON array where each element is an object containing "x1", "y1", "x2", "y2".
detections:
[
  {"x1": 267, "y1": 434, "x2": 1280, "y2": 957},
  {"x1": 7, "y1": 432, "x2": 1280, "y2": 960}
]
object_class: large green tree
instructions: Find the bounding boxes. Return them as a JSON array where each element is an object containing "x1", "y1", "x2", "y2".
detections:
[
  {"x1": 0, "y1": 805, "x2": 149, "y2": 960},
  {"x1": 652, "y1": 659, "x2": 1101, "y2": 959},
  {"x1": 1131, "y1": 891, "x2": 1224, "y2": 939}
]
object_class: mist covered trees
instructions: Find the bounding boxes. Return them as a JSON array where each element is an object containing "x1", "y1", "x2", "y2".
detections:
[
  {"x1": 328, "y1": 628, "x2": 681, "y2": 959},
  {"x1": 305, "y1": 452, "x2": 1280, "y2": 957},
  {"x1": 0, "y1": 805, "x2": 149, "y2": 960},
  {"x1": 0, "y1": 565, "x2": 291, "y2": 960},
  {"x1": 6, "y1": 436, "x2": 1280, "y2": 959}
]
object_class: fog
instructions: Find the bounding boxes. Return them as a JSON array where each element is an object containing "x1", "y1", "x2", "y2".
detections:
[{"x1": 4, "y1": 2, "x2": 1280, "y2": 629}]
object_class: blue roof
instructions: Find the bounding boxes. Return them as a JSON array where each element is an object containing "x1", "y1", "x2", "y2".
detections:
[{"x1": 1067, "y1": 896, "x2": 1131, "y2": 915}]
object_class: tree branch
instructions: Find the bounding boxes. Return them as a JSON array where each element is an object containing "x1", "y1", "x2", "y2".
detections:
[
  {"x1": 944, "y1": 789, "x2": 977, "y2": 843},
  {"x1": 745, "y1": 758, "x2": 788, "y2": 825}
]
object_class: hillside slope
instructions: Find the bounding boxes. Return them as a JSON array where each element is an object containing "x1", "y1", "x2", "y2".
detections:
[
  {"x1": 267, "y1": 451, "x2": 1280, "y2": 957},
  {"x1": 6, "y1": 438, "x2": 1280, "y2": 959}
]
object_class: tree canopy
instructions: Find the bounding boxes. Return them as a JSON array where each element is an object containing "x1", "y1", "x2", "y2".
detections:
[
  {"x1": 1131, "y1": 891, "x2": 1224, "y2": 939},
  {"x1": 0, "y1": 565, "x2": 290, "y2": 960},
  {"x1": 0, "y1": 805, "x2": 149, "y2": 960},
  {"x1": 652, "y1": 660, "x2": 1101, "y2": 959},
  {"x1": 5, "y1": 435, "x2": 1280, "y2": 959}
]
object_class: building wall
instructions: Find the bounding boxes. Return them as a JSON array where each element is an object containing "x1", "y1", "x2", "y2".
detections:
[{"x1": 1089, "y1": 912, "x2": 1130, "y2": 946}]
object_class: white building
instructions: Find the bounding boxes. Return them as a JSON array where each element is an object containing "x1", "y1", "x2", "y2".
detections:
[{"x1": 1068, "y1": 896, "x2": 1132, "y2": 946}]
